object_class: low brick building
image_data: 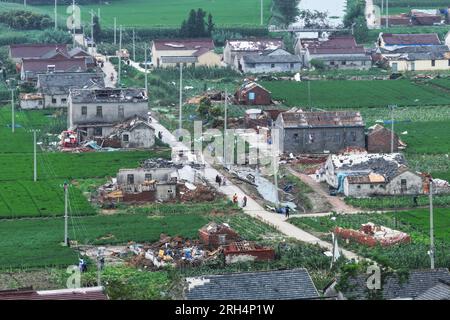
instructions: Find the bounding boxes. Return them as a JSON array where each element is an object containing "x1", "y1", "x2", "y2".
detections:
[
  {"x1": 234, "y1": 82, "x2": 272, "y2": 105},
  {"x1": 198, "y1": 222, "x2": 240, "y2": 248},
  {"x1": 367, "y1": 124, "x2": 399, "y2": 153},
  {"x1": 223, "y1": 241, "x2": 275, "y2": 264}
]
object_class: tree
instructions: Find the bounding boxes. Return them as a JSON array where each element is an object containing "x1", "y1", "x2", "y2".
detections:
[
  {"x1": 93, "y1": 15, "x2": 102, "y2": 42},
  {"x1": 179, "y1": 9, "x2": 214, "y2": 38},
  {"x1": 207, "y1": 13, "x2": 214, "y2": 36},
  {"x1": 274, "y1": 0, "x2": 300, "y2": 27},
  {"x1": 38, "y1": 29, "x2": 72, "y2": 44},
  {"x1": 344, "y1": 0, "x2": 369, "y2": 43}
]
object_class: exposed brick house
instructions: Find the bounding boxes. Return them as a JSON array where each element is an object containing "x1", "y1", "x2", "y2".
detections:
[
  {"x1": 234, "y1": 81, "x2": 272, "y2": 105},
  {"x1": 198, "y1": 222, "x2": 240, "y2": 249},
  {"x1": 367, "y1": 124, "x2": 399, "y2": 153}
]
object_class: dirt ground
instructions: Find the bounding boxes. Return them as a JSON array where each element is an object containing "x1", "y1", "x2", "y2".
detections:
[{"x1": 0, "y1": 269, "x2": 64, "y2": 291}]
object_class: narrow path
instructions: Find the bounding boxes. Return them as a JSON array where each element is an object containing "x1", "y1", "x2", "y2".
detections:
[
  {"x1": 150, "y1": 116, "x2": 363, "y2": 261},
  {"x1": 102, "y1": 56, "x2": 118, "y2": 88},
  {"x1": 287, "y1": 167, "x2": 359, "y2": 214}
]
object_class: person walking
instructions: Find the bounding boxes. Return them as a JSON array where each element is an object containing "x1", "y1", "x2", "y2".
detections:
[
  {"x1": 242, "y1": 195, "x2": 247, "y2": 207},
  {"x1": 285, "y1": 205, "x2": 290, "y2": 219},
  {"x1": 232, "y1": 193, "x2": 238, "y2": 204}
]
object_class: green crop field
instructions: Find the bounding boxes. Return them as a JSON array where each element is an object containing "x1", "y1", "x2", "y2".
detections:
[
  {"x1": 0, "y1": 203, "x2": 278, "y2": 269},
  {"x1": 261, "y1": 80, "x2": 450, "y2": 109},
  {"x1": 289, "y1": 209, "x2": 450, "y2": 269},
  {"x1": 27, "y1": 0, "x2": 272, "y2": 27},
  {"x1": 0, "y1": 106, "x2": 169, "y2": 217}
]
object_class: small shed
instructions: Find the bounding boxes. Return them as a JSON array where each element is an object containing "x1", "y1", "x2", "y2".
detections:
[
  {"x1": 234, "y1": 82, "x2": 271, "y2": 105},
  {"x1": 20, "y1": 93, "x2": 44, "y2": 109},
  {"x1": 198, "y1": 222, "x2": 240, "y2": 248}
]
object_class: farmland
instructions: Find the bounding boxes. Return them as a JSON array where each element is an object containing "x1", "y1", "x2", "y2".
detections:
[
  {"x1": 0, "y1": 105, "x2": 169, "y2": 217},
  {"x1": 28, "y1": 0, "x2": 272, "y2": 27},
  {"x1": 0, "y1": 202, "x2": 280, "y2": 269},
  {"x1": 289, "y1": 209, "x2": 450, "y2": 270},
  {"x1": 261, "y1": 80, "x2": 450, "y2": 109}
]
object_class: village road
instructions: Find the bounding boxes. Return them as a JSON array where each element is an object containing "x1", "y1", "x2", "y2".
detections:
[
  {"x1": 149, "y1": 116, "x2": 363, "y2": 261},
  {"x1": 287, "y1": 167, "x2": 359, "y2": 214}
]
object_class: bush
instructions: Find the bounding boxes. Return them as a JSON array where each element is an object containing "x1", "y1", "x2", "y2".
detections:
[
  {"x1": 0, "y1": 10, "x2": 53, "y2": 30},
  {"x1": 310, "y1": 59, "x2": 326, "y2": 70}
]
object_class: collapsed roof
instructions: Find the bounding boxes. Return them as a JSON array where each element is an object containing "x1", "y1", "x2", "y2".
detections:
[
  {"x1": 279, "y1": 111, "x2": 364, "y2": 128},
  {"x1": 70, "y1": 88, "x2": 148, "y2": 103}
]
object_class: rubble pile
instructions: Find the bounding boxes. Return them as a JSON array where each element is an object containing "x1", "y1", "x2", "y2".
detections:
[
  {"x1": 179, "y1": 184, "x2": 219, "y2": 202},
  {"x1": 334, "y1": 222, "x2": 411, "y2": 247}
]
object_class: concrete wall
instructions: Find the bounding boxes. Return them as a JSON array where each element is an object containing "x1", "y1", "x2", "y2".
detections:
[
  {"x1": 44, "y1": 94, "x2": 68, "y2": 108},
  {"x1": 223, "y1": 43, "x2": 234, "y2": 66},
  {"x1": 121, "y1": 125, "x2": 155, "y2": 149},
  {"x1": 387, "y1": 171, "x2": 423, "y2": 195},
  {"x1": 20, "y1": 99, "x2": 43, "y2": 109},
  {"x1": 117, "y1": 168, "x2": 176, "y2": 186},
  {"x1": 152, "y1": 46, "x2": 221, "y2": 68},
  {"x1": 344, "y1": 180, "x2": 386, "y2": 197},
  {"x1": 367, "y1": 129, "x2": 399, "y2": 153},
  {"x1": 309, "y1": 54, "x2": 371, "y2": 70},
  {"x1": 241, "y1": 59, "x2": 302, "y2": 74},
  {"x1": 68, "y1": 98, "x2": 148, "y2": 129},
  {"x1": 196, "y1": 51, "x2": 222, "y2": 67},
  {"x1": 155, "y1": 183, "x2": 177, "y2": 201},
  {"x1": 389, "y1": 59, "x2": 450, "y2": 72},
  {"x1": 280, "y1": 126, "x2": 366, "y2": 154}
]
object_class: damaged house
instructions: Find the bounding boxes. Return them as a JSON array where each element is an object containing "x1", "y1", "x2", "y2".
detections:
[
  {"x1": 104, "y1": 116, "x2": 155, "y2": 149},
  {"x1": 223, "y1": 38, "x2": 284, "y2": 70},
  {"x1": 234, "y1": 81, "x2": 272, "y2": 105},
  {"x1": 36, "y1": 72, "x2": 104, "y2": 108},
  {"x1": 324, "y1": 152, "x2": 423, "y2": 197},
  {"x1": 116, "y1": 160, "x2": 180, "y2": 202},
  {"x1": 239, "y1": 48, "x2": 302, "y2": 74},
  {"x1": 366, "y1": 124, "x2": 402, "y2": 153},
  {"x1": 68, "y1": 88, "x2": 148, "y2": 141},
  {"x1": 275, "y1": 110, "x2": 366, "y2": 154}
]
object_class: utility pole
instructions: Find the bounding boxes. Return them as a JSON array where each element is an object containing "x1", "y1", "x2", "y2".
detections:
[
  {"x1": 64, "y1": 182, "x2": 69, "y2": 246},
  {"x1": 272, "y1": 121, "x2": 279, "y2": 209},
  {"x1": 24, "y1": 0, "x2": 27, "y2": 7},
  {"x1": 72, "y1": 0, "x2": 76, "y2": 48},
  {"x1": 31, "y1": 129, "x2": 40, "y2": 182},
  {"x1": 10, "y1": 89, "x2": 15, "y2": 133},
  {"x1": 90, "y1": 10, "x2": 94, "y2": 51},
  {"x1": 144, "y1": 43, "x2": 148, "y2": 93},
  {"x1": 179, "y1": 63, "x2": 183, "y2": 133},
  {"x1": 308, "y1": 80, "x2": 312, "y2": 111},
  {"x1": 97, "y1": 247, "x2": 104, "y2": 286},
  {"x1": 389, "y1": 104, "x2": 396, "y2": 153},
  {"x1": 386, "y1": 0, "x2": 389, "y2": 28},
  {"x1": 260, "y1": 0, "x2": 263, "y2": 25},
  {"x1": 118, "y1": 25, "x2": 122, "y2": 86},
  {"x1": 132, "y1": 28, "x2": 136, "y2": 61},
  {"x1": 224, "y1": 88, "x2": 228, "y2": 166},
  {"x1": 429, "y1": 179, "x2": 435, "y2": 269},
  {"x1": 54, "y1": 0, "x2": 57, "y2": 30},
  {"x1": 113, "y1": 17, "x2": 117, "y2": 45}
]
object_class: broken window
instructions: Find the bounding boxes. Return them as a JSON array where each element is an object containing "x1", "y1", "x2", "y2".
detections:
[
  {"x1": 293, "y1": 133, "x2": 299, "y2": 140},
  {"x1": 308, "y1": 133, "x2": 315, "y2": 144},
  {"x1": 122, "y1": 134, "x2": 129, "y2": 142},
  {"x1": 144, "y1": 173, "x2": 152, "y2": 181},
  {"x1": 290, "y1": 63, "x2": 294, "y2": 68},
  {"x1": 431, "y1": 60, "x2": 436, "y2": 67},
  {"x1": 61, "y1": 98, "x2": 67, "y2": 103},
  {"x1": 401, "y1": 179, "x2": 407, "y2": 192},
  {"x1": 271, "y1": 63, "x2": 275, "y2": 68},
  {"x1": 94, "y1": 127, "x2": 102, "y2": 136},
  {"x1": 341, "y1": 61, "x2": 347, "y2": 65},
  {"x1": 81, "y1": 106, "x2": 87, "y2": 116},
  {"x1": 127, "y1": 174, "x2": 134, "y2": 185},
  {"x1": 96, "y1": 106, "x2": 103, "y2": 117},
  {"x1": 52, "y1": 98, "x2": 57, "y2": 104}
]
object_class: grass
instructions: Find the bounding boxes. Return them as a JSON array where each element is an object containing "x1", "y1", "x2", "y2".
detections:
[
  {"x1": 0, "y1": 202, "x2": 279, "y2": 269},
  {"x1": 261, "y1": 80, "x2": 450, "y2": 108},
  {"x1": 345, "y1": 194, "x2": 450, "y2": 210},
  {"x1": 0, "y1": 106, "x2": 170, "y2": 217},
  {"x1": 289, "y1": 209, "x2": 450, "y2": 269},
  {"x1": 31, "y1": 0, "x2": 272, "y2": 27}
]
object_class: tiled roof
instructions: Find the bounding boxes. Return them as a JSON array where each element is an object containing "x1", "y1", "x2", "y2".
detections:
[
  {"x1": 242, "y1": 54, "x2": 302, "y2": 64},
  {"x1": 69, "y1": 47, "x2": 91, "y2": 57},
  {"x1": 381, "y1": 33, "x2": 441, "y2": 45},
  {"x1": 185, "y1": 268, "x2": 319, "y2": 300},
  {"x1": 37, "y1": 72, "x2": 105, "y2": 95},
  {"x1": 279, "y1": 111, "x2": 364, "y2": 128},
  {"x1": 22, "y1": 58, "x2": 87, "y2": 73},
  {"x1": 308, "y1": 36, "x2": 366, "y2": 55},
  {"x1": 9, "y1": 44, "x2": 68, "y2": 59},
  {"x1": 416, "y1": 282, "x2": 450, "y2": 300},
  {"x1": 341, "y1": 268, "x2": 450, "y2": 300},
  {"x1": 0, "y1": 286, "x2": 107, "y2": 300},
  {"x1": 70, "y1": 88, "x2": 147, "y2": 104},
  {"x1": 381, "y1": 45, "x2": 450, "y2": 60},
  {"x1": 153, "y1": 38, "x2": 214, "y2": 51}
]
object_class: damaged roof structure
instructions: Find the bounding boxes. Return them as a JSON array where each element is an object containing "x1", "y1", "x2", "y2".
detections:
[
  {"x1": 37, "y1": 72, "x2": 105, "y2": 96},
  {"x1": 0, "y1": 286, "x2": 107, "y2": 300},
  {"x1": 184, "y1": 268, "x2": 319, "y2": 300},
  {"x1": 224, "y1": 38, "x2": 284, "y2": 69},
  {"x1": 70, "y1": 88, "x2": 147, "y2": 104},
  {"x1": 325, "y1": 152, "x2": 424, "y2": 197}
]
